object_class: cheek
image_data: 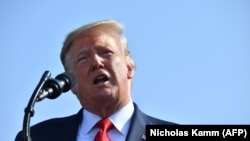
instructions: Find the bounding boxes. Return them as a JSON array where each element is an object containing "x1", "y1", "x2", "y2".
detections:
[
  {"x1": 111, "y1": 57, "x2": 128, "y2": 78},
  {"x1": 72, "y1": 69, "x2": 89, "y2": 91},
  {"x1": 73, "y1": 62, "x2": 89, "y2": 78},
  {"x1": 74, "y1": 79, "x2": 87, "y2": 99}
]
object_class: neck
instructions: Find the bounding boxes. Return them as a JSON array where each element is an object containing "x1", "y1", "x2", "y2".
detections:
[{"x1": 87, "y1": 98, "x2": 131, "y2": 118}]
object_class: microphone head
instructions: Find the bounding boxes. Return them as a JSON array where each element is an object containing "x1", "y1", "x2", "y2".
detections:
[
  {"x1": 44, "y1": 71, "x2": 76, "y2": 99},
  {"x1": 55, "y1": 71, "x2": 76, "y2": 92}
]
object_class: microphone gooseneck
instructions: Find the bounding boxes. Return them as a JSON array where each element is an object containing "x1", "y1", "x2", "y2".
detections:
[{"x1": 22, "y1": 71, "x2": 75, "y2": 141}]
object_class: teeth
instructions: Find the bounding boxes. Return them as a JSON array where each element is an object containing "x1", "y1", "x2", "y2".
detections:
[
  {"x1": 94, "y1": 75, "x2": 108, "y2": 85},
  {"x1": 97, "y1": 75, "x2": 105, "y2": 80}
]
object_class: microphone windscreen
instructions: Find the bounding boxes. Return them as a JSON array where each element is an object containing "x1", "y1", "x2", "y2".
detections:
[{"x1": 55, "y1": 72, "x2": 76, "y2": 92}]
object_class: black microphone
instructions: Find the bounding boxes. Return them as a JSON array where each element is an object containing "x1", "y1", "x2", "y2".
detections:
[{"x1": 36, "y1": 72, "x2": 76, "y2": 101}]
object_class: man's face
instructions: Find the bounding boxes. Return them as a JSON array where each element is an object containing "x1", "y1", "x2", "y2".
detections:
[{"x1": 65, "y1": 30, "x2": 134, "y2": 111}]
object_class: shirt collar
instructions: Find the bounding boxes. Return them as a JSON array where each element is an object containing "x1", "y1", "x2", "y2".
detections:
[
  {"x1": 109, "y1": 100, "x2": 134, "y2": 135},
  {"x1": 80, "y1": 100, "x2": 134, "y2": 135}
]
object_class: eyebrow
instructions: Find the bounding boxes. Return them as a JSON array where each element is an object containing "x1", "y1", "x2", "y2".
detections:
[{"x1": 76, "y1": 47, "x2": 89, "y2": 56}]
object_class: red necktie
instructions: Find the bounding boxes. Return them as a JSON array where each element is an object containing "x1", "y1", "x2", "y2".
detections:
[{"x1": 94, "y1": 118, "x2": 113, "y2": 141}]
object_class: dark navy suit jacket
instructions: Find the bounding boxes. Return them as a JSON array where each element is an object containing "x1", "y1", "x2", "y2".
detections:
[{"x1": 15, "y1": 103, "x2": 176, "y2": 141}]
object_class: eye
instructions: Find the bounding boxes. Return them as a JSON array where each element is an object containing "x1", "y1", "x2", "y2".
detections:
[
  {"x1": 100, "y1": 49, "x2": 113, "y2": 57},
  {"x1": 77, "y1": 54, "x2": 88, "y2": 62}
]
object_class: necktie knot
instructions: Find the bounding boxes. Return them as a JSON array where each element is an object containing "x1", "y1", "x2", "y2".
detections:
[
  {"x1": 96, "y1": 118, "x2": 113, "y2": 131},
  {"x1": 94, "y1": 118, "x2": 113, "y2": 141}
]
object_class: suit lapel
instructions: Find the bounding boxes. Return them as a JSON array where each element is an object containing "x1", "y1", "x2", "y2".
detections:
[
  {"x1": 61, "y1": 108, "x2": 83, "y2": 141},
  {"x1": 126, "y1": 103, "x2": 147, "y2": 141}
]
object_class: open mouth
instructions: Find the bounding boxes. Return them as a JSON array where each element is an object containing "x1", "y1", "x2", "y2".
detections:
[{"x1": 93, "y1": 74, "x2": 109, "y2": 85}]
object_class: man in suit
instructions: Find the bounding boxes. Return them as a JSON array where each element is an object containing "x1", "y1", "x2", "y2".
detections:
[{"x1": 15, "y1": 20, "x2": 176, "y2": 141}]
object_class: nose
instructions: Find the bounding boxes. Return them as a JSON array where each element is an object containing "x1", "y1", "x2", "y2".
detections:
[{"x1": 91, "y1": 53, "x2": 104, "y2": 71}]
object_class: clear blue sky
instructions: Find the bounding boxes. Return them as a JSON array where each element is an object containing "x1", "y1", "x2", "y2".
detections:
[{"x1": 1, "y1": 0, "x2": 249, "y2": 140}]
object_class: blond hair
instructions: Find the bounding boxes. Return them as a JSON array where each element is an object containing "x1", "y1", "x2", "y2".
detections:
[{"x1": 60, "y1": 20, "x2": 135, "y2": 70}]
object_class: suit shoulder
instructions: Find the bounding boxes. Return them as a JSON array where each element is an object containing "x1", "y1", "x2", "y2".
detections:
[
  {"x1": 133, "y1": 103, "x2": 178, "y2": 125},
  {"x1": 31, "y1": 113, "x2": 77, "y2": 129},
  {"x1": 15, "y1": 109, "x2": 82, "y2": 141},
  {"x1": 143, "y1": 114, "x2": 178, "y2": 125}
]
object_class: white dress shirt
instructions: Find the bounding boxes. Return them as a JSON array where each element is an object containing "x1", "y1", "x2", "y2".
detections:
[{"x1": 76, "y1": 100, "x2": 134, "y2": 141}]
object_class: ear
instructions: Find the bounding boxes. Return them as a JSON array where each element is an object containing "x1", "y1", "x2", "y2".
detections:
[
  {"x1": 127, "y1": 63, "x2": 135, "y2": 79},
  {"x1": 71, "y1": 85, "x2": 77, "y2": 95}
]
